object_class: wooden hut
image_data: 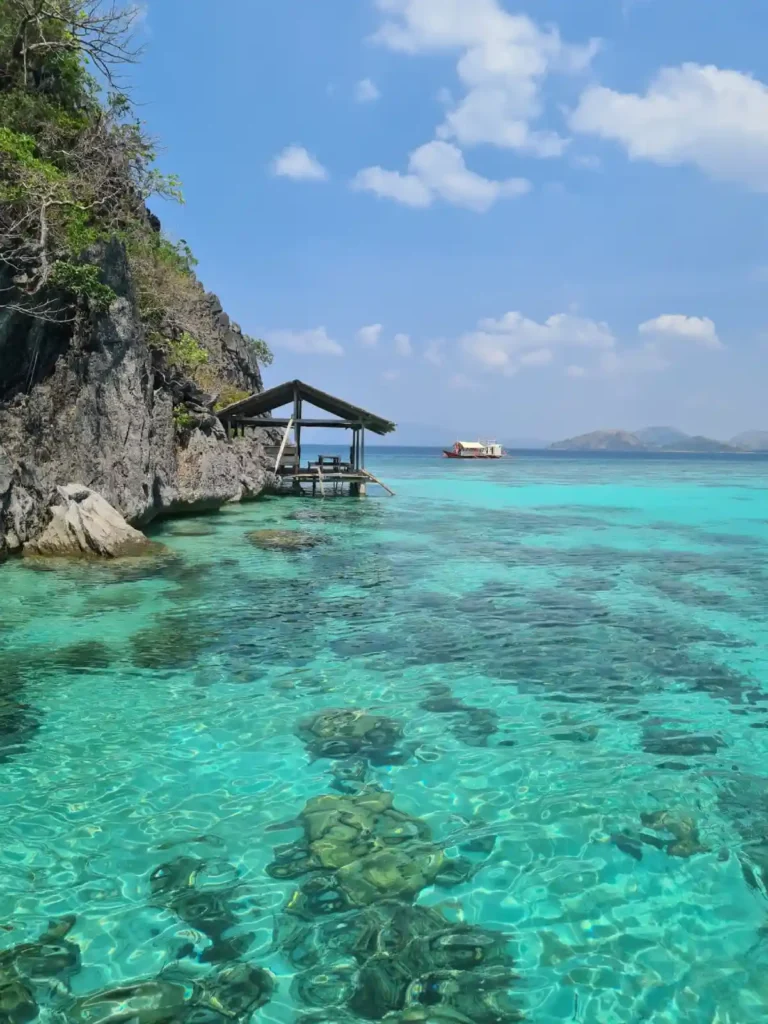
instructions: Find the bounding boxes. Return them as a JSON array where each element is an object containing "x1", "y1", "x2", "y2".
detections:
[{"x1": 217, "y1": 379, "x2": 396, "y2": 496}]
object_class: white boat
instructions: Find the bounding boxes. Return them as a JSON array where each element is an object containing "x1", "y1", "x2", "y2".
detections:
[{"x1": 443, "y1": 440, "x2": 505, "y2": 459}]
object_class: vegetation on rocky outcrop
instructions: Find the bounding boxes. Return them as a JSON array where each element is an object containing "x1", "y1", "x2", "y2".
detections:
[{"x1": 0, "y1": 0, "x2": 271, "y2": 388}]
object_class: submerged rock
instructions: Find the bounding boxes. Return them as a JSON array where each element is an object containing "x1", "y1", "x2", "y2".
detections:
[
  {"x1": 401, "y1": 967, "x2": 523, "y2": 1024},
  {"x1": 63, "y1": 964, "x2": 274, "y2": 1024},
  {"x1": 23, "y1": 486, "x2": 157, "y2": 560},
  {"x1": 293, "y1": 958, "x2": 359, "y2": 1009},
  {"x1": 149, "y1": 856, "x2": 250, "y2": 963},
  {"x1": 330, "y1": 757, "x2": 370, "y2": 794},
  {"x1": 639, "y1": 810, "x2": 709, "y2": 858},
  {"x1": 0, "y1": 916, "x2": 80, "y2": 984},
  {"x1": 642, "y1": 729, "x2": 724, "y2": 758},
  {"x1": 247, "y1": 529, "x2": 324, "y2": 551},
  {"x1": 612, "y1": 810, "x2": 709, "y2": 861},
  {"x1": 420, "y1": 686, "x2": 499, "y2": 748},
  {"x1": 65, "y1": 979, "x2": 188, "y2": 1024},
  {"x1": 0, "y1": 975, "x2": 37, "y2": 1024},
  {"x1": 268, "y1": 790, "x2": 444, "y2": 908},
  {"x1": 0, "y1": 916, "x2": 80, "y2": 1024},
  {"x1": 297, "y1": 709, "x2": 405, "y2": 764},
  {"x1": 194, "y1": 963, "x2": 274, "y2": 1020},
  {"x1": 275, "y1": 898, "x2": 521, "y2": 1023}
]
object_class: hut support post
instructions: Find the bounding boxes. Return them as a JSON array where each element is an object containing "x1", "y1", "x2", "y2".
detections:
[
  {"x1": 273, "y1": 416, "x2": 294, "y2": 476},
  {"x1": 293, "y1": 384, "x2": 303, "y2": 492}
]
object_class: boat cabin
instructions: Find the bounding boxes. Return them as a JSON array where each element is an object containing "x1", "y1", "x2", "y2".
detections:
[{"x1": 444, "y1": 441, "x2": 504, "y2": 459}]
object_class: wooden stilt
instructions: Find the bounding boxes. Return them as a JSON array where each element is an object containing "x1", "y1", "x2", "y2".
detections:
[{"x1": 363, "y1": 470, "x2": 395, "y2": 496}]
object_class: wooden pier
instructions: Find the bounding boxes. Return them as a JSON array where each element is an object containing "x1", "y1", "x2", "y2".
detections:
[{"x1": 216, "y1": 379, "x2": 396, "y2": 497}]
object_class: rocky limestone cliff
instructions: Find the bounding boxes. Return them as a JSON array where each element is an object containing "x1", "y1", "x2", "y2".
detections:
[{"x1": 0, "y1": 240, "x2": 274, "y2": 558}]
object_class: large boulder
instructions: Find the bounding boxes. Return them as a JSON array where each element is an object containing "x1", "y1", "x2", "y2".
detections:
[{"x1": 23, "y1": 485, "x2": 153, "y2": 559}]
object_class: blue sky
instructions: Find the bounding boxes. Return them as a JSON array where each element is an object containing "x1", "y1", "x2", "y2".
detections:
[{"x1": 135, "y1": 0, "x2": 768, "y2": 441}]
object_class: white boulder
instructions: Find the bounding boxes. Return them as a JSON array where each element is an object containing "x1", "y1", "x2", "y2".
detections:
[{"x1": 24, "y1": 484, "x2": 153, "y2": 559}]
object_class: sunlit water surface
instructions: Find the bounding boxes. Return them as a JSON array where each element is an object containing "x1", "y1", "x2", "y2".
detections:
[{"x1": 2, "y1": 448, "x2": 768, "y2": 1024}]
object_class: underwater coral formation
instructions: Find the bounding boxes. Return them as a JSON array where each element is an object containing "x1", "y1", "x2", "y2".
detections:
[
  {"x1": 269, "y1": 786, "x2": 522, "y2": 1022},
  {"x1": 150, "y1": 855, "x2": 253, "y2": 963},
  {"x1": 611, "y1": 808, "x2": 709, "y2": 861},
  {"x1": 247, "y1": 530, "x2": 326, "y2": 551},
  {"x1": 297, "y1": 708, "x2": 407, "y2": 764},
  {"x1": 0, "y1": 864, "x2": 274, "y2": 1024}
]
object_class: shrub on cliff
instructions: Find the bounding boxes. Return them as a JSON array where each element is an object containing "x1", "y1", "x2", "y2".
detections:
[{"x1": 0, "y1": 0, "x2": 271, "y2": 384}]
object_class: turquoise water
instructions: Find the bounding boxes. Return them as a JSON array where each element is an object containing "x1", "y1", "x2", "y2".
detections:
[{"x1": 2, "y1": 448, "x2": 768, "y2": 1023}]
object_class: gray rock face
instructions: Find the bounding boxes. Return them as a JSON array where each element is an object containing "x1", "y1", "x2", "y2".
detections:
[
  {"x1": 24, "y1": 484, "x2": 153, "y2": 559},
  {"x1": 0, "y1": 241, "x2": 273, "y2": 559}
]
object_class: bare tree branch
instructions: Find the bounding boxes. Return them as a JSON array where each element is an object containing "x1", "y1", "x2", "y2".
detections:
[{"x1": 6, "y1": 0, "x2": 142, "y2": 87}]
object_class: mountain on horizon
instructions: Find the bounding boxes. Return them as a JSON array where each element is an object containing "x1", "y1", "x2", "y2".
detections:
[
  {"x1": 551, "y1": 429, "x2": 744, "y2": 453},
  {"x1": 551, "y1": 429, "x2": 647, "y2": 451},
  {"x1": 658, "y1": 435, "x2": 744, "y2": 453},
  {"x1": 635, "y1": 426, "x2": 690, "y2": 446}
]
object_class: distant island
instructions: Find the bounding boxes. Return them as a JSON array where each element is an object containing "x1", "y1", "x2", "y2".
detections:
[
  {"x1": 730, "y1": 430, "x2": 768, "y2": 451},
  {"x1": 551, "y1": 430, "x2": 647, "y2": 452},
  {"x1": 550, "y1": 426, "x2": 757, "y2": 453}
]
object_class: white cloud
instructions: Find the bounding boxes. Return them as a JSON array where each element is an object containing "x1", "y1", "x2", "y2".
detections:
[
  {"x1": 373, "y1": 0, "x2": 598, "y2": 156},
  {"x1": 463, "y1": 311, "x2": 615, "y2": 373},
  {"x1": 358, "y1": 323, "x2": 383, "y2": 347},
  {"x1": 355, "y1": 78, "x2": 381, "y2": 103},
  {"x1": 424, "y1": 340, "x2": 445, "y2": 366},
  {"x1": 571, "y1": 64, "x2": 768, "y2": 191},
  {"x1": 352, "y1": 166, "x2": 433, "y2": 208},
  {"x1": 453, "y1": 306, "x2": 725, "y2": 380},
  {"x1": 271, "y1": 145, "x2": 328, "y2": 181},
  {"x1": 563, "y1": 316, "x2": 724, "y2": 378},
  {"x1": 382, "y1": 369, "x2": 400, "y2": 382},
  {"x1": 394, "y1": 332, "x2": 413, "y2": 356},
  {"x1": 266, "y1": 327, "x2": 343, "y2": 356},
  {"x1": 519, "y1": 347, "x2": 554, "y2": 367},
  {"x1": 353, "y1": 140, "x2": 530, "y2": 212},
  {"x1": 438, "y1": 88, "x2": 568, "y2": 157},
  {"x1": 638, "y1": 314, "x2": 723, "y2": 350}
]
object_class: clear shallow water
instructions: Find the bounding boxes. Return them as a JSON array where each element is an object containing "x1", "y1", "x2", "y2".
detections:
[{"x1": 2, "y1": 449, "x2": 768, "y2": 1023}]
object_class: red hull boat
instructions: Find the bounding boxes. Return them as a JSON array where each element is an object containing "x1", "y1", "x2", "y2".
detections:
[{"x1": 443, "y1": 441, "x2": 505, "y2": 459}]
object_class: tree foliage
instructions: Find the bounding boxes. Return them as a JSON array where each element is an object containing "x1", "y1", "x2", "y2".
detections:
[{"x1": 0, "y1": 0, "x2": 272, "y2": 376}]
